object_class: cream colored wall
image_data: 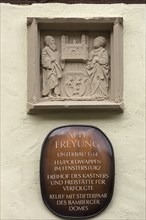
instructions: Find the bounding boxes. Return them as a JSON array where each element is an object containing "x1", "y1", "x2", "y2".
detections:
[{"x1": 1, "y1": 3, "x2": 145, "y2": 220}]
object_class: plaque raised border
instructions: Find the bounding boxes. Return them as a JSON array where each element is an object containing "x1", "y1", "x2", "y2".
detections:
[
  {"x1": 27, "y1": 17, "x2": 123, "y2": 113},
  {"x1": 40, "y1": 125, "x2": 115, "y2": 219}
]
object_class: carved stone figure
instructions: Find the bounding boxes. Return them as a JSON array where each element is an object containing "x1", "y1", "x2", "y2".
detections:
[
  {"x1": 28, "y1": 18, "x2": 123, "y2": 113},
  {"x1": 42, "y1": 36, "x2": 62, "y2": 97},
  {"x1": 86, "y1": 36, "x2": 109, "y2": 100},
  {"x1": 41, "y1": 34, "x2": 110, "y2": 100}
]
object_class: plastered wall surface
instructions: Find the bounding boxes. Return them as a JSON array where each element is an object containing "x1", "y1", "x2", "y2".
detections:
[{"x1": 0, "y1": 3, "x2": 145, "y2": 220}]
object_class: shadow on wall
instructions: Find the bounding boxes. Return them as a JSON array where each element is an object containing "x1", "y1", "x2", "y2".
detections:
[
  {"x1": 1, "y1": 0, "x2": 146, "y2": 4},
  {"x1": 27, "y1": 109, "x2": 124, "y2": 122}
]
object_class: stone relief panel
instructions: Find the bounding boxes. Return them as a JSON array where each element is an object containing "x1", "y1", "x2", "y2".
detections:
[
  {"x1": 41, "y1": 36, "x2": 63, "y2": 97},
  {"x1": 27, "y1": 17, "x2": 123, "y2": 113},
  {"x1": 41, "y1": 32, "x2": 110, "y2": 101}
]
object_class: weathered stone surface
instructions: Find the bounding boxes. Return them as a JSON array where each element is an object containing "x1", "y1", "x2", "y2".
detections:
[
  {"x1": 40, "y1": 126, "x2": 114, "y2": 218},
  {"x1": 27, "y1": 17, "x2": 124, "y2": 113}
]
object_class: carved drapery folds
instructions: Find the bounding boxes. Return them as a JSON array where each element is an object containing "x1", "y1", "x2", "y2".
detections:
[
  {"x1": 41, "y1": 34, "x2": 110, "y2": 101},
  {"x1": 41, "y1": 36, "x2": 63, "y2": 97},
  {"x1": 27, "y1": 17, "x2": 123, "y2": 113}
]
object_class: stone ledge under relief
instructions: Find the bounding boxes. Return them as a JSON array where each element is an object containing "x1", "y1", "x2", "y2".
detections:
[
  {"x1": 27, "y1": 101, "x2": 124, "y2": 114},
  {"x1": 27, "y1": 17, "x2": 123, "y2": 113}
]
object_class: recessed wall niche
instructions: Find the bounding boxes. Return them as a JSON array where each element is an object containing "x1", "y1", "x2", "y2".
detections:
[{"x1": 27, "y1": 17, "x2": 123, "y2": 113}]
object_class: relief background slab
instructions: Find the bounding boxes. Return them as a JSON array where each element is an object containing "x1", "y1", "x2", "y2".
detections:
[{"x1": 27, "y1": 17, "x2": 123, "y2": 113}]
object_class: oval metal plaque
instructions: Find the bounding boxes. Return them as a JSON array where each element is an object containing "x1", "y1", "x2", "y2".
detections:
[{"x1": 40, "y1": 125, "x2": 115, "y2": 218}]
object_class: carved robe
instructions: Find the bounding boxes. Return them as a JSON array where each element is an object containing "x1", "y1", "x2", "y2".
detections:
[
  {"x1": 42, "y1": 46, "x2": 62, "y2": 96},
  {"x1": 87, "y1": 47, "x2": 109, "y2": 99}
]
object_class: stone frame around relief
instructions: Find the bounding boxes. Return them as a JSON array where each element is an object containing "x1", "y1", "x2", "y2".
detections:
[{"x1": 27, "y1": 17, "x2": 123, "y2": 113}]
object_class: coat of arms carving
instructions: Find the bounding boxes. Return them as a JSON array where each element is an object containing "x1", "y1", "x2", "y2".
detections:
[
  {"x1": 41, "y1": 34, "x2": 110, "y2": 101},
  {"x1": 27, "y1": 17, "x2": 123, "y2": 113}
]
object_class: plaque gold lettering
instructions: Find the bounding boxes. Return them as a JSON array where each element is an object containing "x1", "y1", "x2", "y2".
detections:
[{"x1": 40, "y1": 125, "x2": 114, "y2": 218}]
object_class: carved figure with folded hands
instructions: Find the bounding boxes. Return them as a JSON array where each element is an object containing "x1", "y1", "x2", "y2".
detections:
[{"x1": 87, "y1": 36, "x2": 109, "y2": 100}]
